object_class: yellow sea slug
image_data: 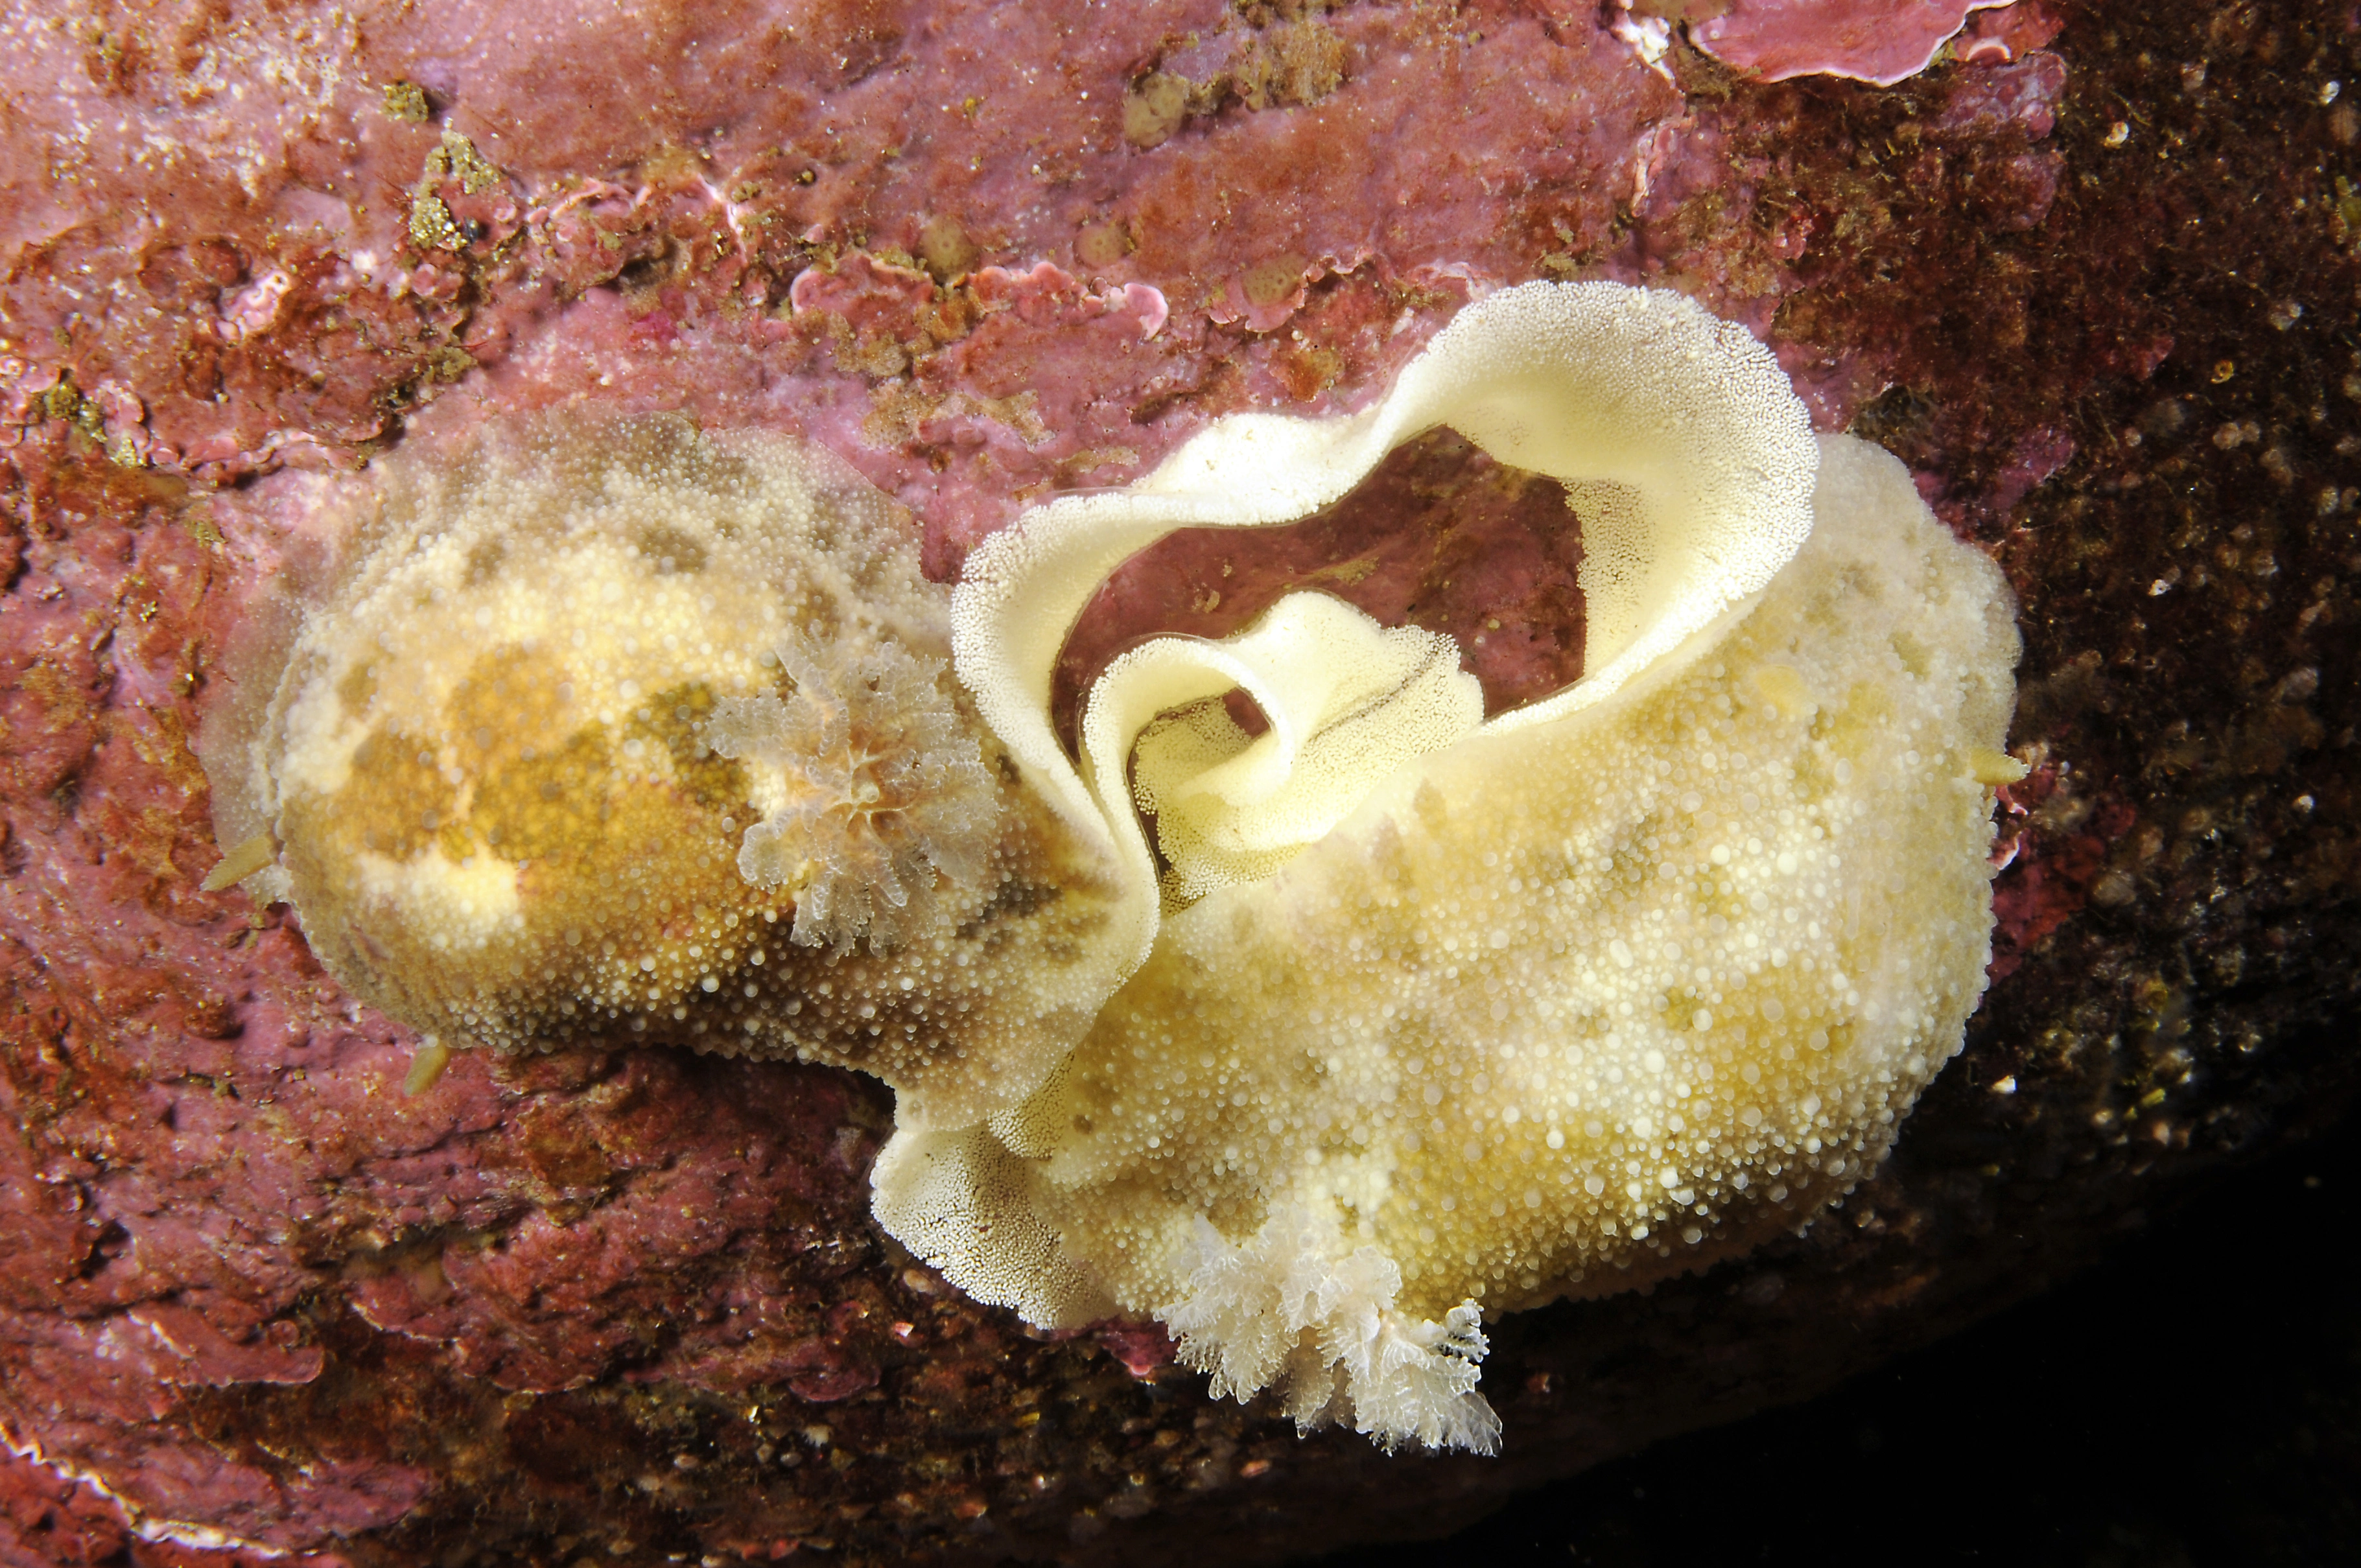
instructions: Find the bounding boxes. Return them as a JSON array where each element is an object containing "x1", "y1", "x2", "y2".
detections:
[
  {"x1": 876, "y1": 282, "x2": 2021, "y2": 1454},
  {"x1": 204, "y1": 285, "x2": 2019, "y2": 1458},
  {"x1": 202, "y1": 417, "x2": 1126, "y2": 1129}
]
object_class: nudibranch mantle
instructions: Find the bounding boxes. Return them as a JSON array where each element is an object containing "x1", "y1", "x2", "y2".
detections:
[
  {"x1": 874, "y1": 281, "x2": 2021, "y2": 1454},
  {"x1": 203, "y1": 417, "x2": 1128, "y2": 1132},
  {"x1": 948, "y1": 282, "x2": 1820, "y2": 981}
]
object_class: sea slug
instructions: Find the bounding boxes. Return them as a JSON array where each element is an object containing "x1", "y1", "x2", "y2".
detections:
[
  {"x1": 204, "y1": 283, "x2": 2021, "y2": 1457},
  {"x1": 201, "y1": 415, "x2": 1127, "y2": 1129},
  {"x1": 874, "y1": 282, "x2": 2023, "y2": 1453}
]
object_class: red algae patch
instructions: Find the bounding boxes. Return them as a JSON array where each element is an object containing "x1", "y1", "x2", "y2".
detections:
[{"x1": 1691, "y1": 0, "x2": 2025, "y2": 86}]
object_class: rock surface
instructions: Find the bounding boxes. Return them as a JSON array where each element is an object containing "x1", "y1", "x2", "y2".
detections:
[{"x1": 2, "y1": 1, "x2": 2357, "y2": 1564}]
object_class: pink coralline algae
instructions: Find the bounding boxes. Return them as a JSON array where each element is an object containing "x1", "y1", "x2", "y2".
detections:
[
  {"x1": 1955, "y1": 0, "x2": 2067, "y2": 65},
  {"x1": 1932, "y1": 49, "x2": 2070, "y2": 143},
  {"x1": 1693, "y1": 0, "x2": 2036, "y2": 86},
  {"x1": 0, "y1": 0, "x2": 1678, "y2": 517}
]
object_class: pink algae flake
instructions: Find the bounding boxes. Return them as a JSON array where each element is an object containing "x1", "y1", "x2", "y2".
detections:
[{"x1": 1692, "y1": 0, "x2": 2021, "y2": 87}]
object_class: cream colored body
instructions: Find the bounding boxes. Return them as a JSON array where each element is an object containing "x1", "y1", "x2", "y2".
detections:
[
  {"x1": 875, "y1": 284, "x2": 2019, "y2": 1453},
  {"x1": 209, "y1": 285, "x2": 2019, "y2": 1458},
  {"x1": 206, "y1": 419, "x2": 1124, "y2": 1131},
  {"x1": 879, "y1": 434, "x2": 2017, "y2": 1452}
]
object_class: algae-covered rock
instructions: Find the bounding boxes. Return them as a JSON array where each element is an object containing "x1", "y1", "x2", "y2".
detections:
[{"x1": 2, "y1": 0, "x2": 2356, "y2": 1563}]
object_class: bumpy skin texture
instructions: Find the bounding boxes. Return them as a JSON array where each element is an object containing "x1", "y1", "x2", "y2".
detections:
[
  {"x1": 205, "y1": 416, "x2": 1122, "y2": 1130},
  {"x1": 3, "y1": 1, "x2": 2359, "y2": 1565},
  {"x1": 895, "y1": 435, "x2": 2019, "y2": 1454},
  {"x1": 877, "y1": 287, "x2": 2013, "y2": 1455}
]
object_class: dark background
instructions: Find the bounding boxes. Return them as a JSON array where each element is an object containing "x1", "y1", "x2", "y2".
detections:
[{"x1": 1322, "y1": 1101, "x2": 2361, "y2": 1567}]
